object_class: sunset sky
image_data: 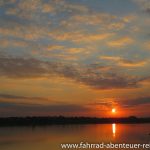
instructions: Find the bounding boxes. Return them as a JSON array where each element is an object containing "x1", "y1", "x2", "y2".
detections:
[{"x1": 0, "y1": 0, "x2": 150, "y2": 117}]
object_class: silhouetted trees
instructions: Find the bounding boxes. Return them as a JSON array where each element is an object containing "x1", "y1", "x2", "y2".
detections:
[{"x1": 0, "y1": 116, "x2": 150, "y2": 127}]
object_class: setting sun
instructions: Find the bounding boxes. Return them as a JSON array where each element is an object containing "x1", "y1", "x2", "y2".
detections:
[{"x1": 112, "y1": 108, "x2": 116, "y2": 113}]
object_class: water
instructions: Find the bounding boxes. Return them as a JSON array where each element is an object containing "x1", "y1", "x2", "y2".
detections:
[{"x1": 0, "y1": 124, "x2": 149, "y2": 150}]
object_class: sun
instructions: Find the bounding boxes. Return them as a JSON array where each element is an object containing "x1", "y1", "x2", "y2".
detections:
[{"x1": 112, "y1": 108, "x2": 116, "y2": 113}]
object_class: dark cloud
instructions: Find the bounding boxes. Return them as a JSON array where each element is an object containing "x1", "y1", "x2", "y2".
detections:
[
  {"x1": 89, "y1": 96, "x2": 150, "y2": 108},
  {"x1": 0, "y1": 93, "x2": 60, "y2": 105},
  {"x1": 90, "y1": 101, "x2": 112, "y2": 107},
  {"x1": 119, "y1": 97, "x2": 150, "y2": 108},
  {"x1": 133, "y1": 0, "x2": 150, "y2": 14},
  {"x1": 0, "y1": 55, "x2": 145, "y2": 89},
  {"x1": 0, "y1": 56, "x2": 48, "y2": 78},
  {"x1": 0, "y1": 93, "x2": 32, "y2": 99},
  {"x1": 0, "y1": 94, "x2": 149, "y2": 117},
  {"x1": 0, "y1": 93, "x2": 89, "y2": 116},
  {"x1": 0, "y1": 101, "x2": 89, "y2": 117},
  {"x1": 145, "y1": 8, "x2": 150, "y2": 14}
]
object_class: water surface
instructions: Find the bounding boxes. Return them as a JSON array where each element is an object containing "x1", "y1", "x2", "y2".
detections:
[{"x1": 0, "y1": 124, "x2": 149, "y2": 150}]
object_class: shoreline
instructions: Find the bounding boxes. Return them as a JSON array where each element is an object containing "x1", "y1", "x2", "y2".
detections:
[{"x1": 0, "y1": 116, "x2": 150, "y2": 127}]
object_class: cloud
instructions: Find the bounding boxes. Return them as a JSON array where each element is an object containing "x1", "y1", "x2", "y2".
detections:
[
  {"x1": 0, "y1": 25, "x2": 48, "y2": 41},
  {"x1": 133, "y1": 0, "x2": 150, "y2": 14},
  {"x1": 0, "y1": 38, "x2": 28, "y2": 48},
  {"x1": 50, "y1": 31, "x2": 113, "y2": 43},
  {"x1": 0, "y1": 0, "x2": 130, "y2": 45},
  {"x1": 0, "y1": 0, "x2": 149, "y2": 90},
  {"x1": 0, "y1": 22, "x2": 113, "y2": 45},
  {"x1": 0, "y1": 93, "x2": 32, "y2": 99},
  {"x1": 0, "y1": 56, "x2": 47, "y2": 78},
  {"x1": 0, "y1": 0, "x2": 138, "y2": 48},
  {"x1": 0, "y1": 0, "x2": 16, "y2": 6},
  {"x1": 5, "y1": 0, "x2": 49, "y2": 19},
  {"x1": 107, "y1": 37, "x2": 134, "y2": 47},
  {"x1": 42, "y1": 3, "x2": 55, "y2": 13},
  {"x1": 107, "y1": 22, "x2": 125, "y2": 30},
  {"x1": 0, "y1": 93, "x2": 56, "y2": 105},
  {"x1": 118, "y1": 96, "x2": 150, "y2": 108},
  {"x1": 60, "y1": 11, "x2": 135, "y2": 31},
  {"x1": 100, "y1": 56, "x2": 121, "y2": 61},
  {"x1": 60, "y1": 13, "x2": 116, "y2": 26},
  {"x1": 67, "y1": 48, "x2": 85, "y2": 54},
  {"x1": 144, "y1": 41, "x2": 150, "y2": 50},
  {"x1": 90, "y1": 96, "x2": 150, "y2": 109},
  {"x1": 0, "y1": 101, "x2": 90, "y2": 117},
  {"x1": 44, "y1": 45, "x2": 65, "y2": 51},
  {"x1": 0, "y1": 55, "x2": 144, "y2": 89},
  {"x1": 4, "y1": 0, "x2": 89, "y2": 20},
  {"x1": 32, "y1": 44, "x2": 92, "y2": 61},
  {"x1": 100, "y1": 56, "x2": 148, "y2": 67},
  {"x1": 89, "y1": 98, "x2": 117, "y2": 109},
  {"x1": 118, "y1": 59, "x2": 148, "y2": 67},
  {"x1": 61, "y1": 1, "x2": 89, "y2": 14},
  {"x1": 0, "y1": 14, "x2": 113, "y2": 44}
]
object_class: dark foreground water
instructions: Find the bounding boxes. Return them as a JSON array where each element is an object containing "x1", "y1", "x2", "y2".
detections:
[{"x1": 0, "y1": 124, "x2": 149, "y2": 150}]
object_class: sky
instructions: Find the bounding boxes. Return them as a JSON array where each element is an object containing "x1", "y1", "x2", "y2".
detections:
[{"x1": 0, "y1": 0, "x2": 150, "y2": 117}]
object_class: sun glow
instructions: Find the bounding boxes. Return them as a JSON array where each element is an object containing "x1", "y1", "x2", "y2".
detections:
[{"x1": 112, "y1": 108, "x2": 116, "y2": 113}]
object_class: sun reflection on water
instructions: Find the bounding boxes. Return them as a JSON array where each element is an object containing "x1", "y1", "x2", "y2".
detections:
[{"x1": 112, "y1": 123, "x2": 116, "y2": 137}]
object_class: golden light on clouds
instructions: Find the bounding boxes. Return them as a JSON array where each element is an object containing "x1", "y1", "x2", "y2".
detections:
[{"x1": 0, "y1": 0, "x2": 149, "y2": 117}]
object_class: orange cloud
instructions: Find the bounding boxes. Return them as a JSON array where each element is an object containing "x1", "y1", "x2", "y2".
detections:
[
  {"x1": 144, "y1": 41, "x2": 150, "y2": 50},
  {"x1": 45, "y1": 45, "x2": 65, "y2": 51},
  {"x1": 61, "y1": 13, "x2": 116, "y2": 26},
  {"x1": 0, "y1": 39, "x2": 28, "y2": 48},
  {"x1": 107, "y1": 37, "x2": 134, "y2": 47},
  {"x1": 100, "y1": 56, "x2": 121, "y2": 61},
  {"x1": 51, "y1": 31, "x2": 113, "y2": 43},
  {"x1": 0, "y1": 25, "x2": 48, "y2": 41},
  {"x1": 42, "y1": 3, "x2": 54, "y2": 13},
  {"x1": 118, "y1": 60, "x2": 148, "y2": 67},
  {"x1": 100, "y1": 56, "x2": 148, "y2": 67}
]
